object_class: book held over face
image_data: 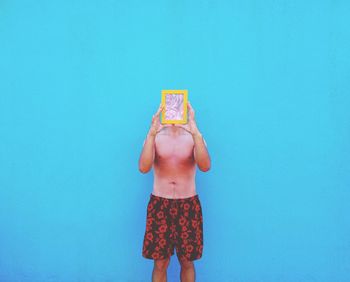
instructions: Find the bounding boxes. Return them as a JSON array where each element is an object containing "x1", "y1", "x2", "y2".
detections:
[{"x1": 161, "y1": 90, "x2": 188, "y2": 124}]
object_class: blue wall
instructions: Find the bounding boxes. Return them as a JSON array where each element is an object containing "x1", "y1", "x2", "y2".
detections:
[{"x1": 1, "y1": 0, "x2": 349, "y2": 281}]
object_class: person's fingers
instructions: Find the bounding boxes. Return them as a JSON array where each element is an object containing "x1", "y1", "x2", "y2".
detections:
[
  {"x1": 154, "y1": 103, "x2": 161, "y2": 114},
  {"x1": 188, "y1": 102, "x2": 195, "y2": 115},
  {"x1": 157, "y1": 124, "x2": 164, "y2": 133},
  {"x1": 175, "y1": 124, "x2": 191, "y2": 133},
  {"x1": 155, "y1": 104, "x2": 165, "y2": 117},
  {"x1": 155, "y1": 107, "x2": 162, "y2": 116},
  {"x1": 187, "y1": 102, "x2": 194, "y2": 113}
]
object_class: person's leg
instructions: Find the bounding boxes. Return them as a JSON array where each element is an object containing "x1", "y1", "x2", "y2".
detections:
[
  {"x1": 152, "y1": 257, "x2": 170, "y2": 282},
  {"x1": 174, "y1": 195, "x2": 203, "y2": 281},
  {"x1": 178, "y1": 257, "x2": 195, "y2": 282}
]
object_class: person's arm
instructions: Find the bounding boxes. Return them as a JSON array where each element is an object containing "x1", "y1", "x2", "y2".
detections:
[
  {"x1": 138, "y1": 103, "x2": 164, "y2": 173},
  {"x1": 138, "y1": 131, "x2": 156, "y2": 173},
  {"x1": 175, "y1": 100, "x2": 212, "y2": 172},
  {"x1": 192, "y1": 131, "x2": 211, "y2": 172}
]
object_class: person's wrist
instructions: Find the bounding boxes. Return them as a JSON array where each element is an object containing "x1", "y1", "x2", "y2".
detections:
[
  {"x1": 191, "y1": 129, "x2": 202, "y2": 138},
  {"x1": 148, "y1": 128, "x2": 157, "y2": 138}
]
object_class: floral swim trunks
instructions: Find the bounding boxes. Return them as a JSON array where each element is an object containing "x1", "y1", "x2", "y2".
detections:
[{"x1": 142, "y1": 193, "x2": 203, "y2": 261}]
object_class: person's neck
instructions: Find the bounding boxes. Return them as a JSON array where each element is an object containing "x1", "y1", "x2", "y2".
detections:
[{"x1": 166, "y1": 125, "x2": 181, "y2": 135}]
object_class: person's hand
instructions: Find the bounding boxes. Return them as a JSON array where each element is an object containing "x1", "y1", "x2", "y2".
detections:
[
  {"x1": 148, "y1": 103, "x2": 165, "y2": 137},
  {"x1": 175, "y1": 101, "x2": 200, "y2": 136}
]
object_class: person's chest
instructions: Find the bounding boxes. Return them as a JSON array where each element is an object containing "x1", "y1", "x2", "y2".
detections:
[{"x1": 155, "y1": 134, "x2": 194, "y2": 161}]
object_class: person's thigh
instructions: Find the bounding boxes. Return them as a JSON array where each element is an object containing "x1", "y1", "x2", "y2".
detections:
[
  {"x1": 142, "y1": 194, "x2": 174, "y2": 260},
  {"x1": 175, "y1": 195, "x2": 203, "y2": 261}
]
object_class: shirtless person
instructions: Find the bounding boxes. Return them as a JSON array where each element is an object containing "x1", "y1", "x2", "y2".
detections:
[{"x1": 138, "y1": 101, "x2": 211, "y2": 282}]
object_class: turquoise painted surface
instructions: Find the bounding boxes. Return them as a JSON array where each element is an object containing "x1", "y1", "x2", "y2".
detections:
[{"x1": 0, "y1": 0, "x2": 349, "y2": 281}]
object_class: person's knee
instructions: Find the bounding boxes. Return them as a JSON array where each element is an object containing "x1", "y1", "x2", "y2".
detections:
[
  {"x1": 179, "y1": 257, "x2": 194, "y2": 270},
  {"x1": 154, "y1": 257, "x2": 170, "y2": 272}
]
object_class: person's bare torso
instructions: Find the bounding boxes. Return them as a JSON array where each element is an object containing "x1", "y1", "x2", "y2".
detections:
[{"x1": 152, "y1": 125, "x2": 196, "y2": 199}]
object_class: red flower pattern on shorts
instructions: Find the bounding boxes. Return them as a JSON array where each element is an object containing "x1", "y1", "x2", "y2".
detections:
[{"x1": 142, "y1": 194, "x2": 203, "y2": 261}]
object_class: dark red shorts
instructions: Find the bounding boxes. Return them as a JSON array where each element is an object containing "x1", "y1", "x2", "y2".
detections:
[{"x1": 142, "y1": 193, "x2": 203, "y2": 261}]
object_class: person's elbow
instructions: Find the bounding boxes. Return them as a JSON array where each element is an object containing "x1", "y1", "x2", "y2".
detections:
[
  {"x1": 198, "y1": 160, "x2": 211, "y2": 172},
  {"x1": 199, "y1": 165, "x2": 211, "y2": 172},
  {"x1": 138, "y1": 162, "x2": 152, "y2": 174},
  {"x1": 139, "y1": 168, "x2": 151, "y2": 174}
]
